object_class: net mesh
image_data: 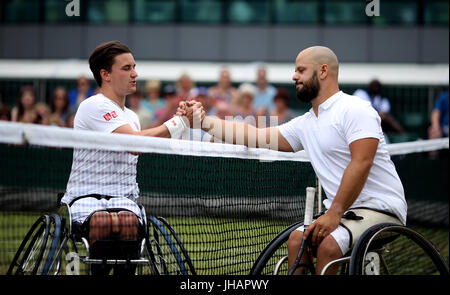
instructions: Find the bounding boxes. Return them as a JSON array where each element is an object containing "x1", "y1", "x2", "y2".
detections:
[{"x1": 0, "y1": 122, "x2": 448, "y2": 274}]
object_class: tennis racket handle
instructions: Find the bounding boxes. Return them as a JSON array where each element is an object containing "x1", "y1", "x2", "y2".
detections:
[{"x1": 304, "y1": 187, "x2": 316, "y2": 226}]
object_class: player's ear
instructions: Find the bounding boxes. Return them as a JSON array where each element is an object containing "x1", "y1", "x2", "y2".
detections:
[
  {"x1": 100, "y1": 69, "x2": 111, "y2": 83},
  {"x1": 319, "y1": 64, "x2": 328, "y2": 80}
]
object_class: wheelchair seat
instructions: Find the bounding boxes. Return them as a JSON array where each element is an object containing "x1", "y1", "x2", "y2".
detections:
[{"x1": 56, "y1": 200, "x2": 149, "y2": 274}]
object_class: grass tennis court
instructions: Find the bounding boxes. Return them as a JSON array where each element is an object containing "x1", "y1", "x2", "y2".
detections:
[
  {"x1": 1, "y1": 211, "x2": 448, "y2": 275},
  {"x1": 0, "y1": 127, "x2": 448, "y2": 275}
]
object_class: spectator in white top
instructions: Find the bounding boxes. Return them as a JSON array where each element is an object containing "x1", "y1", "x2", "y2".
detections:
[
  {"x1": 62, "y1": 40, "x2": 203, "y2": 275},
  {"x1": 353, "y1": 79, "x2": 405, "y2": 139},
  {"x1": 179, "y1": 46, "x2": 407, "y2": 275}
]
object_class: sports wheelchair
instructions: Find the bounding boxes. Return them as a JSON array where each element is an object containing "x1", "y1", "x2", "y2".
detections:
[
  {"x1": 7, "y1": 199, "x2": 196, "y2": 275},
  {"x1": 250, "y1": 216, "x2": 449, "y2": 275}
]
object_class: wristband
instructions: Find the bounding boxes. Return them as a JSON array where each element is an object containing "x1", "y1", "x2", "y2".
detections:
[{"x1": 164, "y1": 116, "x2": 188, "y2": 139}]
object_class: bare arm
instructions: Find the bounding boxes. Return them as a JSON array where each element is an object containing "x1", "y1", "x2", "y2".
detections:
[
  {"x1": 304, "y1": 137, "x2": 379, "y2": 245},
  {"x1": 113, "y1": 123, "x2": 171, "y2": 138},
  {"x1": 113, "y1": 101, "x2": 203, "y2": 138},
  {"x1": 430, "y1": 109, "x2": 441, "y2": 128},
  {"x1": 201, "y1": 116, "x2": 294, "y2": 152},
  {"x1": 379, "y1": 112, "x2": 405, "y2": 133}
]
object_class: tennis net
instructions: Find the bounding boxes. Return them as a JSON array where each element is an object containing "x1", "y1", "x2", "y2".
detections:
[{"x1": 0, "y1": 121, "x2": 448, "y2": 274}]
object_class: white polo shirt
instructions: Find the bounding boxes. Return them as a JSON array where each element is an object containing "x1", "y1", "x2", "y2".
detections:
[
  {"x1": 278, "y1": 91, "x2": 407, "y2": 224},
  {"x1": 62, "y1": 93, "x2": 141, "y2": 205}
]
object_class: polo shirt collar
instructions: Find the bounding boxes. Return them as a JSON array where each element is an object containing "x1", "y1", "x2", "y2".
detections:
[{"x1": 318, "y1": 90, "x2": 342, "y2": 111}]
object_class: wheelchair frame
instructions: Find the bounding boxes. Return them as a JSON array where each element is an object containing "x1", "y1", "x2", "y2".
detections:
[
  {"x1": 7, "y1": 203, "x2": 196, "y2": 275},
  {"x1": 250, "y1": 221, "x2": 449, "y2": 275}
]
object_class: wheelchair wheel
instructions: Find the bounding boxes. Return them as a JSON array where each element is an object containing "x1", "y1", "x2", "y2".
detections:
[
  {"x1": 349, "y1": 223, "x2": 449, "y2": 275},
  {"x1": 7, "y1": 215, "x2": 52, "y2": 275},
  {"x1": 41, "y1": 214, "x2": 62, "y2": 275},
  {"x1": 45, "y1": 235, "x2": 79, "y2": 275},
  {"x1": 157, "y1": 217, "x2": 196, "y2": 275},
  {"x1": 250, "y1": 221, "x2": 314, "y2": 275},
  {"x1": 147, "y1": 216, "x2": 195, "y2": 275},
  {"x1": 44, "y1": 212, "x2": 80, "y2": 275}
]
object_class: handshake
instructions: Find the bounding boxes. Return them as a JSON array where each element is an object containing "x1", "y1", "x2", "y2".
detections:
[
  {"x1": 163, "y1": 100, "x2": 207, "y2": 139},
  {"x1": 176, "y1": 100, "x2": 206, "y2": 129}
]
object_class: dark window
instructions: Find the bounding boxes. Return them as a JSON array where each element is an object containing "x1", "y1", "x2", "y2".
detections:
[
  {"x1": 181, "y1": 0, "x2": 223, "y2": 23},
  {"x1": 228, "y1": 0, "x2": 271, "y2": 24},
  {"x1": 323, "y1": 0, "x2": 368, "y2": 25},
  {"x1": 134, "y1": 0, "x2": 177, "y2": 24},
  {"x1": 372, "y1": 1, "x2": 418, "y2": 26},
  {"x1": 4, "y1": 0, "x2": 40, "y2": 23},
  {"x1": 44, "y1": 0, "x2": 81, "y2": 23},
  {"x1": 87, "y1": 0, "x2": 130, "y2": 24},
  {"x1": 274, "y1": 0, "x2": 319, "y2": 24},
  {"x1": 424, "y1": 1, "x2": 449, "y2": 25}
]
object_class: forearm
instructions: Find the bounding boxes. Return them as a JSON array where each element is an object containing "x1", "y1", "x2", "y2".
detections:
[
  {"x1": 201, "y1": 116, "x2": 277, "y2": 149},
  {"x1": 430, "y1": 110, "x2": 441, "y2": 128},
  {"x1": 328, "y1": 159, "x2": 373, "y2": 217},
  {"x1": 137, "y1": 125, "x2": 171, "y2": 138},
  {"x1": 114, "y1": 124, "x2": 171, "y2": 138},
  {"x1": 201, "y1": 116, "x2": 253, "y2": 147}
]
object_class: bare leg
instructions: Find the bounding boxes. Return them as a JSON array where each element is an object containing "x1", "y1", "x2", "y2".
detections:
[
  {"x1": 113, "y1": 211, "x2": 139, "y2": 275},
  {"x1": 89, "y1": 211, "x2": 112, "y2": 275},
  {"x1": 89, "y1": 211, "x2": 111, "y2": 245},
  {"x1": 118, "y1": 211, "x2": 139, "y2": 240},
  {"x1": 315, "y1": 235, "x2": 343, "y2": 275},
  {"x1": 287, "y1": 230, "x2": 311, "y2": 275}
]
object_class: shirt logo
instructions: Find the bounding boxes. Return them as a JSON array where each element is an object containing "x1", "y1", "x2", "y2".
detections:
[
  {"x1": 111, "y1": 111, "x2": 118, "y2": 118},
  {"x1": 103, "y1": 113, "x2": 112, "y2": 121},
  {"x1": 171, "y1": 119, "x2": 177, "y2": 126}
]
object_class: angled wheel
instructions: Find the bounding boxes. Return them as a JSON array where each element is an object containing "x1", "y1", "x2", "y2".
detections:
[
  {"x1": 44, "y1": 212, "x2": 80, "y2": 275},
  {"x1": 147, "y1": 216, "x2": 196, "y2": 275},
  {"x1": 7, "y1": 215, "x2": 52, "y2": 275},
  {"x1": 349, "y1": 223, "x2": 449, "y2": 275},
  {"x1": 41, "y1": 214, "x2": 62, "y2": 275},
  {"x1": 250, "y1": 221, "x2": 308, "y2": 275}
]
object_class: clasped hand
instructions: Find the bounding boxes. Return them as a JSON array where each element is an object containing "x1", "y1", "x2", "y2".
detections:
[{"x1": 176, "y1": 100, "x2": 205, "y2": 129}]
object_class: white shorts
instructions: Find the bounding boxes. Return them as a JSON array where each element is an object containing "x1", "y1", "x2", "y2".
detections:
[
  {"x1": 296, "y1": 208, "x2": 402, "y2": 255},
  {"x1": 296, "y1": 223, "x2": 350, "y2": 255},
  {"x1": 69, "y1": 197, "x2": 143, "y2": 224}
]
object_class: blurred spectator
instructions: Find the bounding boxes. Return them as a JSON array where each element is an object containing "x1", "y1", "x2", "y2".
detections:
[
  {"x1": 176, "y1": 73, "x2": 195, "y2": 101},
  {"x1": 233, "y1": 83, "x2": 258, "y2": 126},
  {"x1": 68, "y1": 76, "x2": 95, "y2": 110},
  {"x1": 153, "y1": 84, "x2": 180, "y2": 127},
  {"x1": 253, "y1": 67, "x2": 277, "y2": 116},
  {"x1": 66, "y1": 113, "x2": 76, "y2": 129},
  {"x1": 126, "y1": 90, "x2": 152, "y2": 129},
  {"x1": 11, "y1": 86, "x2": 38, "y2": 123},
  {"x1": 353, "y1": 79, "x2": 405, "y2": 138},
  {"x1": 35, "y1": 102, "x2": 51, "y2": 125},
  {"x1": 428, "y1": 90, "x2": 449, "y2": 139},
  {"x1": 208, "y1": 68, "x2": 238, "y2": 107},
  {"x1": 213, "y1": 101, "x2": 233, "y2": 120},
  {"x1": 141, "y1": 80, "x2": 166, "y2": 125},
  {"x1": 270, "y1": 88, "x2": 297, "y2": 125},
  {"x1": 428, "y1": 90, "x2": 449, "y2": 159},
  {"x1": 0, "y1": 104, "x2": 11, "y2": 121},
  {"x1": 49, "y1": 87, "x2": 72, "y2": 127}
]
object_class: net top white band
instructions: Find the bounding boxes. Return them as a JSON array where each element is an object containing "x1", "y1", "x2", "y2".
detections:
[{"x1": 0, "y1": 121, "x2": 448, "y2": 162}]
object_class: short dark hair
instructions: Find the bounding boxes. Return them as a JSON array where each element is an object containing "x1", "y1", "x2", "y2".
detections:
[{"x1": 88, "y1": 41, "x2": 132, "y2": 87}]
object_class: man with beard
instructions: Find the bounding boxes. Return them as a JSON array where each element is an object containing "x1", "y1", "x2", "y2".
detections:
[{"x1": 178, "y1": 46, "x2": 407, "y2": 275}]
